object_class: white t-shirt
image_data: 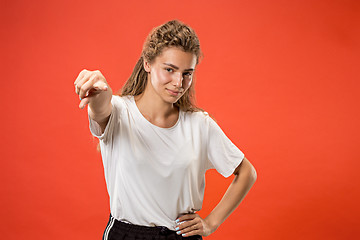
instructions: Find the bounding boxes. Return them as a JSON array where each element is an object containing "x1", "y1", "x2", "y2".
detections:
[{"x1": 88, "y1": 95, "x2": 244, "y2": 230}]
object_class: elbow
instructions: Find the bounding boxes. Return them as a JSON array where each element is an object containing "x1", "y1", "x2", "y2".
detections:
[
  {"x1": 244, "y1": 158, "x2": 257, "y2": 185},
  {"x1": 249, "y1": 165, "x2": 257, "y2": 185},
  {"x1": 234, "y1": 157, "x2": 257, "y2": 185},
  {"x1": 241, "y1": 157, "x2": 257, "y2": 184}
]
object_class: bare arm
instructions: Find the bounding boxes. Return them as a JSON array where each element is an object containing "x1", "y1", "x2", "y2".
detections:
[
  {"x1": 74, "y1": 69, "x2": 113, "y2": 132},
  {"x1": 204, "y1": 157, "x2": 257, "y2": 231},
  {"x1": 176, "y1": 157, "x2": 257, "y2": 237}
]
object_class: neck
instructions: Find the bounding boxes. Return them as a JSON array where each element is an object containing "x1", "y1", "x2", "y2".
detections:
[
  {"x1": 134, "y1": 83, "x2": 179, "y2": 128},
  {"x1": 135, "y1": 92, "x2": 176, "y2": 118}
]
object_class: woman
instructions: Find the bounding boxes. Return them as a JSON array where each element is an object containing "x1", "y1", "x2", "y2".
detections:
[{"x1": 74, "y1": 20, "x2": 257, "y2": 240}]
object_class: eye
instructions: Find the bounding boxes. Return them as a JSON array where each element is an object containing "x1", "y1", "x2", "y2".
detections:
[
  {"x1": 183, "y1": 72, "x2": 193, "y2": 77},
  {"x1": 165, "y1": 68, "x2": 173, "y2": 72}
]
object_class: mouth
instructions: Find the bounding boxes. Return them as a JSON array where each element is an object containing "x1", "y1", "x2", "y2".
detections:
[{"x1": 166, "y1": 88, "x2": 182, "y2": 96}]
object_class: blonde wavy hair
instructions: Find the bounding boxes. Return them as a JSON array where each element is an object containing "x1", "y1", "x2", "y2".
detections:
[{"x1": 117, "y1": 19, "x2": 204, "y2": 112}]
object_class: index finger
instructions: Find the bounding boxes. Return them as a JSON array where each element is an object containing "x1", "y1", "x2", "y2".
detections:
[
  {"x1": 74, "y1": 69, "x2": 87, "y2": 85},
  {"x1": 176, "y1": 213, "x2": 198, "y2": 223}
]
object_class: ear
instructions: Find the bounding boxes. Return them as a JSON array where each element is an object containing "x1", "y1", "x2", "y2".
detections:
[{"x1": 143, "y1": 59, "x2": 151, "y2": 73}]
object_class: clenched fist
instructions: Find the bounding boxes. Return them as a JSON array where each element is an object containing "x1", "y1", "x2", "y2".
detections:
[{"x1": 74, "y1": 69, "x2": 110, "y2": 109}]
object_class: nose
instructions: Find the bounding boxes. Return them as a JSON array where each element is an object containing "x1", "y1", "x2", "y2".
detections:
[{"x1": 173, "y1": 72, "x2": 183, "y2": 88}]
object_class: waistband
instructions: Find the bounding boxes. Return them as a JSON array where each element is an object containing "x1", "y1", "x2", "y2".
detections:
[{"x1": 108, "y1": 214, "x2": 175, "y2": 236}]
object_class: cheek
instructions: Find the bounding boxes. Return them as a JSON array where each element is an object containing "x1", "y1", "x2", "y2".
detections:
[
  {"x1": 152, "y1": 70, "x2": 170, "y2": 85},
  {"x1": 183, "y1": 78, "x2": 192, "y2": 89}
]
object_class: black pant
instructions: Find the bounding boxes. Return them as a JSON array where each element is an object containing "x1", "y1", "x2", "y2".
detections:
[{"x1": 103, "y1": 214, "x2": 203, "y2": 240}]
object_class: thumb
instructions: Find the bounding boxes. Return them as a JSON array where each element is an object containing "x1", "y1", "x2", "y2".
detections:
[
  {"x1": 79, "y1": 97, "x2": 90, "y2": 109},
  {"x1": 93, "y1": 81, "x2": 108, "y2": 91}
]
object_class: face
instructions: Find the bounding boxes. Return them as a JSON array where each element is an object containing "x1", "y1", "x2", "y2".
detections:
[{"x1": 144, "y1": 47, "x2": 197, "y2": 104}]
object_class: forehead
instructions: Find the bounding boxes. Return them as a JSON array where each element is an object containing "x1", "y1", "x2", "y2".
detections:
[{"x1": 155, "y1": 47, "x2": 197, "y2": 69}]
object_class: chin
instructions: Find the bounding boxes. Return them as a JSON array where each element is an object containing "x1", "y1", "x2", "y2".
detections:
[
  {"x1": 163, "y1": 96, "x2": 180, "y2": 105},
  {"x1": 160, "y1": 90, "x2": 184, "y2": 104},
  {"x1": 167, "y1": 99, "x2": 179, "y2": 105}
]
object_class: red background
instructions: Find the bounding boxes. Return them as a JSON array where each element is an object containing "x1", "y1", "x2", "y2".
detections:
[{"x1": 1, "y1": 0, "x2": 359, "y2": 239}]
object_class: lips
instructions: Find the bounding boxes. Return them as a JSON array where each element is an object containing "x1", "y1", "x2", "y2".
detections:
[{"x1": 166, "y1": 88, "x2": 182, "y2": 96}]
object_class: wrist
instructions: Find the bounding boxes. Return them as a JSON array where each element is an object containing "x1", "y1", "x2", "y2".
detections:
[
  {"x1": 204, "y1": 214, "x2": 221, "y2": 234},
  {"x1": 89, "y1": 89, "x2": 112, "y2": 109}
]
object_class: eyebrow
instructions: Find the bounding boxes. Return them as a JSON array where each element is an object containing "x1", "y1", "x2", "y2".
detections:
[{"x1": 163, "y1": 63, "x2": 194, "y2": 71}]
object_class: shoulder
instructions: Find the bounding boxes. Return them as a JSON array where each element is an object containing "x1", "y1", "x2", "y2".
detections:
[
  {"x1": 111, "y1": 95, "x2": 129, "y2": 103},
  {"x1": 111, "y1": 95, "x2": 133, "y2": 108},
  {"x1": 182, "y1": 110, "x2": 214, "y2": 125},
  {"x1": 108, "y1": 95, "x2": 135, "y2": 119}
]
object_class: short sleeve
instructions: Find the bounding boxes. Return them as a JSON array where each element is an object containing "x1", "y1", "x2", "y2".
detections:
[
  {"x1": 206, "y1": 117, "x2": 244, "y2": 178},
  {"x1": 88, "y1": 96, "x2": 120, "y2": 143}
]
